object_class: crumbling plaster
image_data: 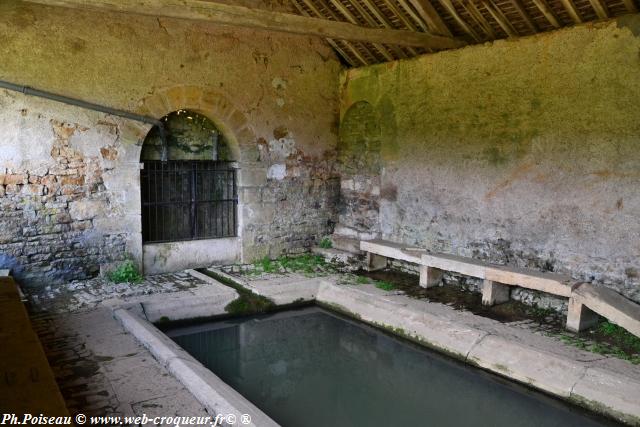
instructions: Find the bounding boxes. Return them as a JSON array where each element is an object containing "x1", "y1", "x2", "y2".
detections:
[{"x1": 0, "y1": 0, "x2": 341, "y2": 285}]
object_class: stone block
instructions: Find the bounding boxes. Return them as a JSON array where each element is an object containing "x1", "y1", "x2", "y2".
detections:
[
  {"x1": 481, "y1": 279, "x2": 510, "y2": 306},
  {"x1": 238, "y1": 168, "x2": 267, "y2": 187},
  {"x1": 69, "y1": 200, "x2": 107, "y2": 221},
  {"x1": 419, "y1": 265, "x2": 444, "y2": 288}
]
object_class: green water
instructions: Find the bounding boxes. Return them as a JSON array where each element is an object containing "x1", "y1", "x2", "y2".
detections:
[{"x1": 166, "y1": 307, "x2": 620, "y2": 427}]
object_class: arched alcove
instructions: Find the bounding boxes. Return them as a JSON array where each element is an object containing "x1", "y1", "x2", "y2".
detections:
[{"x1": 140, "y1": 110, "x2": 238, "y2": 245}]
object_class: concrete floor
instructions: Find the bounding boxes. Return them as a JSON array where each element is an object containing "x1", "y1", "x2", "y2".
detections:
[{"x1": 31, "y1": 307, "x2": 210, "y2": 423}]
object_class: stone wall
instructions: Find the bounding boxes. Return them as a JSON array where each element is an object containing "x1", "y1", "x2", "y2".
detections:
[
  {"x1": 339, "y1": 16, "x2": 640, "y2": 303},
  {"x1": 0, "y1": 1, "x2": 341, "y2": 287}
]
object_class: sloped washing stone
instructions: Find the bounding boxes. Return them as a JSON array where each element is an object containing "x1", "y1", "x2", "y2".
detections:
[{"x1": 466, "y1": 335, "x2": 585, "y2": 398}]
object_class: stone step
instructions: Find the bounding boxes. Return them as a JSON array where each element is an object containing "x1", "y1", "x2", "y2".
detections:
[
  {"x1": 312, "y1": 247, "x2": 363, "y2": 270},
  {"x1": 331, "y1": 235, "x2": 362, "y2": 254},
  {"x1": 567, "y1": 283, "x2": 640, "y2": 337}
]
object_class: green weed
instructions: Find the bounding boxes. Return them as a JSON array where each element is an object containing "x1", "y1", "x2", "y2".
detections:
[
  {"x1": 108, "y1": 260, "x2": 143, "y2": 284},
  {"x1": 319, "y1": 237, "x2": 333, "y2": 249}
]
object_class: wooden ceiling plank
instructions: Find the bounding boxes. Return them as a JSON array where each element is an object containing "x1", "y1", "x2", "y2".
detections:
[
  {"x1": 395, "y1": 0, "x2": 431, "y2": 31},
  {"x1": 298, "y1": 0, "x2": 370, "y2": 64},
  {"x1": 531, "y1": 0, "x2": 561, "y2": 27},
  {"x1": 291, "y1": 0, "x2": 358, "y2": 65},
  {"x1": 348, "y1": 0, "x2": 411, "y2": 57},
  {"x1": 361, "y1": 0, "x2": 420, "y2": 55},
  {"x1": 440, "y1": 0, "x2": 483, "y2": 41},
  {"x1": 406, "y1": 0, "x2": 454, "y2": 36},
  {"x1": 620, "y1": 0, "x2": 638, "y2": 12},
  {"x1": 509, "y1": 0, "x2": 538, "y2": 32},
  {"x1": 379, "y1": 0, "x2": 421, "y2": 31},
  {"x1": 349, "y1": 0, "x2": 415, "y2": 61},
  {"x1": 558, "y1": 0, "x2": 583, "y2": 23},
  {"x1": 587, "y1": 0, "x2": 609, "y2": 18},
  {"x1": 481, "y1": 0, "x2": 518, "y2": 37},
  {"x1": 26, "y1": 0, "x2": 465, "y2": 49},
  {"x1": 461, "y1": 0, "x2": 496, "y2": 38},
  {"x1": 325, "y1": 0, "x2": 395, "y2": 60}
]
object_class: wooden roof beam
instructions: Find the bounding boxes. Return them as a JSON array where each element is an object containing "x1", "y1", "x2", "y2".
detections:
[
  {"x1": 621, "y1": 0, "x2": 638, "y2": 12},
  {"x1": 25, "y1": 0, "x2": 466, "y2": 49},
  {"x1": 558, "y1": 0, "x2": 583, "y2": 23},
  {"x1": 510, "y1": 0, "x2": 538, "y2": 32},
  {"x1": 531, "y1": 0, "x2": 561, "y2": 28},
  {"x1": 587, "y1": 0, "x2": 609, "y2": 19},
  {"x1": 406, "y1": 0, "x2": 454, "y2": 36},
  {"x1": 291, "y1": 0, "x2": 359, "y2": 65},
  {"x1": 481, "y1": 0, "x2": 518, "y2": 37},
  {"x1": 440, "y1": 0, "x2": 483, "y2": 41},
  {"x1": 343, "y1": 0, "x2": 410, "y2": 58},
  {"x1": 461, "y1": 0, "x2": 496, "y2": 39},
  {"x1": 324, "y1": 0, "x2": 396, "y2": 61}
]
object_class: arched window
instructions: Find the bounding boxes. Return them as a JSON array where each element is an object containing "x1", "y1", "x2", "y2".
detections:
[{"x1": 140, "y1": 110, "x2": 237, "y2": 243}]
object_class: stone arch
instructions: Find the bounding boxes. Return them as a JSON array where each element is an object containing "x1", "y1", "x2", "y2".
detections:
[
  {"x1": 137, "y1": 85, "x2": 257, "y2": 161},
  {"x1": 338, "y1": 101, "x2": 381, "y2": 175}
]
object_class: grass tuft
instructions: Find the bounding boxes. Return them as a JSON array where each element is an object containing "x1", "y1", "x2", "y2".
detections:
[{"x1": 108, "y1": 260, "x2": 143, "y2": 284}]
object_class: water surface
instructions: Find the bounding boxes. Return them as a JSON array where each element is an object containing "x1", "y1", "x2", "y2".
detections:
[{"x1": 167, "y1": 307, "x2": 619, "y2": 427}]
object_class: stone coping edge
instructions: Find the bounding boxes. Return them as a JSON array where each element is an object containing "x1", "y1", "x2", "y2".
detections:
[
  {"x1": 315, "y1": 281, "x2": 640, "y2": 427},
  {"x1": 112, "y1": 306, "x2": 279, "y2": 427}
]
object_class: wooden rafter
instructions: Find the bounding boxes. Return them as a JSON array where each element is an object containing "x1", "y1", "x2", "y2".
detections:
[
  {"x1": 621, "y1": 0, "x2": 638, "y2": 12},
  {"x1": 26, "y1": 0, "x2": 465, "y2": 49},
  {"x1": 440, "y1": 0, "x2": 482, "y2": 41},
  {"x1": 509, "y1": 0, "x2": 538, "y2": 32},
  {"x1": 587, "y1": 0, "x2": 609, "y2": 18},
  {"x1": 359, "y1": 0, "x2": 420, "y2": 55},
  {"x1": 325, "y1": 0, "x2": 396, "y2": 60},
  {"x1": 531, "y1": 0, "x2": 561, "y2": 27},
  {"x1": 481, "y1": 0, "x2": 518, "y2": 37},
  {"x1": 345, "y1": 0, "x2": 410, "y2": 58},
  {"x1": 298, "y1": 0, "x2": 372, "y2": 64},
  {"x1": 558, "y1": 0, "x2": 583, "y2": 23},
  {"x1": 461, "y1": 0, "x2": 496, "y2": 38},
  {"x1": 406, "y1": 0, "x2": 454, "y2": 36},
  {"x1": 291, "y1": 0, "x2": 360, "y2": 65}
]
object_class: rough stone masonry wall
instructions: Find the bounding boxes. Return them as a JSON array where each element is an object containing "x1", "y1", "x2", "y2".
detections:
[
  {"x1": 339, "y1": 16, "x2": 640, "y2": 303},
  {"x1": 0, "y1": 1, "x2": 341, "y2": 287}
]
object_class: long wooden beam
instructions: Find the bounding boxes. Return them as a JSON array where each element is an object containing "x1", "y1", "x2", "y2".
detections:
[{"x1": 25, "y1": 0, "x2": 465, "y2": 49}]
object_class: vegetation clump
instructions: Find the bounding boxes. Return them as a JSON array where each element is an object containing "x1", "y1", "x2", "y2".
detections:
[
  {"x1": 247, "y1": 254, "x2": 336, "y2": 276},
  {"x1": 319, "y1": 237, "x2": 333, "y2": 249},
  {"x1": 108, "y1": 260, "x2": 143, "y2": 284},
  {"x1": 374, "y1": 280, "x2": 396, "y2": 291},
  {"x1": 553, "y1": 321, "x2": 640, "y2": 364}
]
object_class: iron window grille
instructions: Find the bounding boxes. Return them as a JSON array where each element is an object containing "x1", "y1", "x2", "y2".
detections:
[{"x1": 141, "y1": 161, "x2": 238, "y2": 244}]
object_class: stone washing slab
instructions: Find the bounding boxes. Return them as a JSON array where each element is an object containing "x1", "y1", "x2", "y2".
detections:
[
  {"x1": 317, "y1": 282, "x2": 487, "y2": 358},
  {"x1": 573, "y1": 283, "x2": 640, "y2": 338},
  {"x1": 572, "y1": 367, "x2": 640, "y2": 425},
  {"x1": 113, "y1": 307, "x2": 278, "y2": 427},
  {"x1": 126, "y1": 270, "x2": 239, "y2": 323},
  {"x1": 314, "y1": 281, "x2": 640, "y2": 426},
  {"x1": 422, "y1": 252, "x2": 490, "y2": 279},
  {"x1": 466, "y1": 335, "x2": 585, "y2": 398}
]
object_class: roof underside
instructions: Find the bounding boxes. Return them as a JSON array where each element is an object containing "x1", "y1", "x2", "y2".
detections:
[{"x1": 289, "y1": 0, "x2": 639, "y2": 65}]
